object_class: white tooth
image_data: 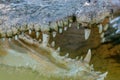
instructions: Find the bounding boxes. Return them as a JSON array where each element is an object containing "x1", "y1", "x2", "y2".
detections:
[
  {"x1": 51, "y1": 41, "x2": 55, "y2": 47},
  {"x1": 69, "y1": 23, "x2": 72, "y2": 27},
  {"x1": 15, "y1": 35, "x2": 18, "y2": 40},
  {"x1": 29, "y1": 29, "x2": 32, "y2": 34},
  {"x1": 98, "y1": 24, "x2": 103, "y2": 33},
  {"x1": 59, "y1": 28, "x2": 63, "y2": 33},
  {"x1": 36, "y1": 32, "x2": 40, "y2": 38},
  {"x1": 98, "y1": 72, "x2": 108, "y2": 80},
  {"x1": 75, "y1": 56, "x2": 79, "y2": 60},
  {"x1": 100, "y1": 32, "x2": 104, "y2": 38},
  {"x1": 84, "y1": 49, "x2": 91, "y2": 63},
  {"x1": 101, "y1": 38, "x2": 106, "y2": 43},
  {"x1": 64, "y1": 26, "x2": 68, "y2": 31},
  {"x1": 65, "y1": 53, "x2": 69, "y2": 57},
  {"x1": 42, "y1": 33, "x2": 50, "y2": 47},
  {"x1": 57, "y1": 47, "x2": 60, "y2": 52},
  {"x1": 63, "y1": 19, "x2": 68, "y2": 26},
  {"x1": 104, "y1": 24, "x2": 109, "y2": 31},
  {"x1": 52, "y1": 31, "x2": 57, "y2": 38},
  {"x1": 90, "y1": 64, "x2": 94, "y2": 71},
  {"x1": 84, "y1": 29, "x2": 91, "y2": 40},
  {"x1": 80, "y1": 56, "x2": 83, "y2": 60}
]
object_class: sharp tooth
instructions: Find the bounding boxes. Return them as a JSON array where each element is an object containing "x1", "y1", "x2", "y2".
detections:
[
  {"x1": 29, "y1": 29, "x2": 32, "y2": 34},
  {"x1": 57, "y1": 47, "x2": 60, "y2": 52},
  {"x1": 90, "y1": 64, "x2": 94, "y2": 71},
  {"x1": 59, "y1": 28, "x2": 63, "y2": 33},
  {"x1": 52, "y1": 31, "x2": 57, "y2": 38},
  {"x1": 75, "y1": 56, "x2": 79, "y2": 60},
  {"x1": 104, "y1": 24, "x2": 109, "y2": 31},
  {"x1": 84, "y1": 49, "x2": 91, "y2": 63},
  {"x1": 42, "y1": 33, "x2": 50, "y2": 47},
  {"x1": 15, "y1": 35, "x2": 18, "y2": 40},
  {"x1": 51, "y1": 41, "x2": 55, "y2": 47},
  {"x1": 63, "y1": 19, "x2": 68, "y2": 26},
  {"x1": 100, "y1": 32, "x2": 104, "y2": 38},
  {"x1": 98, "y1": 24, "x2": 103, "y2": 33},
  {"x1": 65, "y1": 53, "x2": 69, "y2": 57},
  {"x1": 84, "y1": 28, "x2": 91, "y2": 40},
  {"x1": 64, "y1": 26, "x2": 68, "y2": 31},
  {"x1": 101, "y1": 38, "x2": 106, "y2": 43},
  {"x1": 36, "y1": 32, "x2": 40, "y2": 38},
  {"x1": 80, "y1": 56, "x2": 83, "y2": 60},
  {"x1": 99, "y1": 72, "x2": 108, "y2": 80}
]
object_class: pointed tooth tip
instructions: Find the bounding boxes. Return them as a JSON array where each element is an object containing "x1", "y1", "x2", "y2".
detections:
[
  {"x1": 57, "y1": 47, "x2": 60, "y2": 52},
  {"x1": 52, "y1": 31, "x2": 57, "y2": 38},
  {"x1": 51, "y1": 41, "x2": 55, "y2": 47},
  {"x1": 36, "y1": 32, "x2": 40, "y2": 38},
  {"x1": 98, "y1": 72, "x2": 108, "y2": 80},
  {"x1": 15, "y1": 35, "x2": 18, "y2": 40},
  {"x1": 84, "y1": 29, "x2": 91, "y2": 40},
  {"x1": 100, "y1": 32, "x2": 104, "y2": 38},
  {"x1": 98, "y1": 24, "x2": 103, "y2": 33},
  {"x1": 59, "y1": 28, "x2": 63, "y2": 33},
  {"x1": 80, "y1": 56, "x2": 83, "y2": 60},
  {"x1": 76, "y1": 56, "x2": 79, "y2": 60},
  {"x1": 84, "y1": 49, "x2": 91, "y2": 63},
  {"x1": 104, "y1": 24, "x2": 109, "y2": 31},
  {"x1": 65, "y1": 53, "x2": 69, "y2": 57},
  {"x1": 64, "y1": 27, "x2": 68, "y2": 31}
]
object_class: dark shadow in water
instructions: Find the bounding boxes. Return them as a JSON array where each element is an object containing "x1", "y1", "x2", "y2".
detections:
[{"x1": 105, "y1": 53, "x2": 120, "y2": 63}]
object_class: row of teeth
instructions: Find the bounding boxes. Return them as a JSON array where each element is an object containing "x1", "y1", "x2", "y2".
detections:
[
  {"x1": 18, "y1": 32, "x2": 108, "y2": 80},
  {"x1": 98, "y1": 23, "x2": 109, "y2": 43},
  {"x1": 0, "y1": 17, "x2": 92, "y2": 41},
  {"x1": 19, "y1": 33, "x2": 92, "y2": 64},
  {"x1": 99, "y1": 16, "x2": 120, "y2": 43},
  {"x1": 1, "y1": 15, "x2": 115, "y2": 43}
]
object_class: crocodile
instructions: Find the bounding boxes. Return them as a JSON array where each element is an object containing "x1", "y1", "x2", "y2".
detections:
[{"x1": 0, "y1": 0, "x2": 120, "y2": 80}]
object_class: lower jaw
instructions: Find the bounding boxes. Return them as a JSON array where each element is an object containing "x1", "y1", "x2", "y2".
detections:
[
  {"x1": 0, "y1": 22, "x2": 108, "y2": 80},
  {"x1": 1, "y1": 13, "x2": 118, "y2": 80}
]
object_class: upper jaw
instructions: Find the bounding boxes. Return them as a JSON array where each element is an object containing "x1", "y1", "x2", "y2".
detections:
[
  {"x1": 0, "y1": 0, "x2": 117, "y2": 25},
  {"x1": 0, "y1": 0, "x2": 120, "y2": 40}
]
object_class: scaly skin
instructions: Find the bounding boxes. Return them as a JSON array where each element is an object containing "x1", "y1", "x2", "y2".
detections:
[{"x1": 0, "y1": 0, "x2": 120, "y2": 80}]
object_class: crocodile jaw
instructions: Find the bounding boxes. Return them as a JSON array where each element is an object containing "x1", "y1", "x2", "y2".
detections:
[{"x1": 1, "y1": 0, "x2": 120, "y2": 80}]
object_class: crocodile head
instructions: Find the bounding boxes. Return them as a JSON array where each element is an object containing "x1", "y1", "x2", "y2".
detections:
[{"x1": 0, "y1": 0, "x2": 120, "y2": 80}]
